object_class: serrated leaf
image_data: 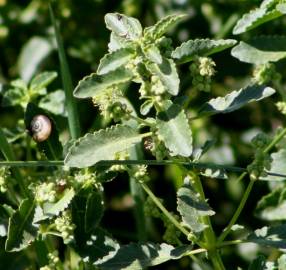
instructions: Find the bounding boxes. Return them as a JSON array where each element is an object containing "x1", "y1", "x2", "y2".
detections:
[
  {"x1": 261, "y1": 148, "x2": 286, "y2": 181},
  {"x1": 248, "y1": 255, "x2": 267, "y2": 270},
  {"x1": 25, "y1": 103, "x2": 63, "y2": 160},
  {"x1": 177, "y1": 177, "x2": 215, "y2": 233},
  {"x1": 72, "y1": 192, "x2": 120, "y2": 265},
  {"x1": 96, "y1": 243, "x2": 192, "y2": 270},
  {"x1": 157, "y1": 101, "x2": 192, "y2": 157},
  {"x1": 144, "y1": 14, "x2": 186, "y2": 40},
  {"x1": 231, "y1": 37, "x2": 286, "y2": 64},
  {"x1": 5, "y1": 199, "x2": 37, "y2": 252},
  {"x1": 143, "y1": 44, "x2": 163, "y2": 64},
  {"x1": 30, "y1": 71, "x2": 57, "y2": 91},
  {"x1": 65, "y1": 125, "x2": 145, "y2": 168},
  {"x1": 233, "y1": 7, "x2": 283, "y2": 35},
  {"x1": 85, "y1": 191, "x2": 104, "y2": 233},
  {"x1": 34, "y1": 188, "x2": 75, "y2": 223},
  {"x1": 140, "y1": 100, "x2": 154, "y2": 116},
  {"x1": 105, "y1": 13, "x2": 142, "y2": 40},
  {"x1": 73, "y1": 68, "x2": 133, "y2": 99},
  {"x1": 39, "y1": 89, "x2": 67, "y2": 116},
  {"x1": 97, "y1": 48, "x2": 135, "y2": 75},
  {"x1": 171, "y1": 39, "x2": 237, "y2": 64},
  {"x1": 199, "y1": 84, "x2": 275, "y2": 116},
  {"x1": 255, "y1": 187, "x2": 286, "y2": 220},
  {"x1": 247, "y1": 224, "x2": 286, "y2": 249},
  {"x1": 18, "y1": 37, "x2": 53, "y2": 82},
  {"x1": 148, "y1": 58, "x2": 179, "y2": 95}
]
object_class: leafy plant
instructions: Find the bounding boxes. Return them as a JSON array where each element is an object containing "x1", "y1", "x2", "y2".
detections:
[{"x1": 1, "y1": 1, "x2": 286, "y2": 269}]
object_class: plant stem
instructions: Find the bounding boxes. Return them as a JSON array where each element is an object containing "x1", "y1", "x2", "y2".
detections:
[
  {"x1": 190, "y1": 172, "x2": 225, "y2": 270},
  {"x1": 217, "y1": 174, "x2": 253, "y2": 244},
  {"x1": 49, "y1": 3, "x2": 81, "y2": 140},
  {"x1": 129, "y1": 114, "x2": 154, "y2": 126},
  {"x1": 140, "y1": 182, "x2": 190, "y2": 238},
  {"x1": 0, "y1": 128, "x2": 29, "y2": 199},
  {"x1": 217, "y1": 126, "x2": 286, "y2": 244}
]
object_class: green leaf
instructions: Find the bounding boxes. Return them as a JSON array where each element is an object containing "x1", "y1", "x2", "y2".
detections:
[
  {"x1": 248, "y1": 255, "x2": 267, "y2": 270},
  {"x1": 30, "y1": 71, "x2": 57, "y2": 91},
  {"x1": 140, "y1": 100, "x2": 154, "y2": 116},
  {"x1": 255, "y1": 187, "x2": 286, "y2": 220},
  {"x1": 25, "y1": 103, "x2": 63, "y2": 160},
  {"x1": 105, "y1": 13, "x2": 142, "y2": 40},
  {"x1": 108, "y1": 32, "x2": 132, "y2": 52},
  {"x1": 17, "y1": 37, "x2": 53, "y2": 82},
  {"x1": 0, "y1": 204, "x2": 14, "y2": 237},
  {"x1": 171, "y1": 39, "x2": 237, "y2": 64},
  {"x1": 85, "y1": 191, "x2": 104, "y2": 233},
  {"x1": 96, "y1": 243, "x2": 192, "y2": 270},
  {"x1": 247, "y1": 224, "x2": 286, "y2": 249},
  {"x1": 277, "y1": 3, "x2": 286, "y2": 14},
  {"x1": 144, "y1": 14, "x2": 186, "y2": 40},
  {"x1": 233, "y1": 7, "x2": 283, "y2": 35},
  {"x1": 231, "y1": 37, "x2": 286, "y2": 64},
  {"x1": 1, "y1": 86, "x2": 27, "y2": 108},
  {"x1": 198, "y1": 84, "x2": 275, "y2": 116},
  {"x1": 177, "y1": 177, "x2": 215, "y2": 233},
  {"x1": 39, "y1": 89, "x2": 67, "y2": 116},
  {"x1": 34, "y1": 188, "x2": 75, "y2": 223},
  {"x1": 148, "y1": 58, "x2": 179, "y2": 96},
  {"x1": 72, "y1": 192, "x2": 120, "y2": 264},
  {"x1": 5, "y1": 199, "x2": 37, "y2": 252},
  {"x1": 261, "y1": 148, "x2": 286, "y2": 181},
  {"x1": 73, "y1": 68, "x2": 133, "y2": 99},
  {"x1": 97, "y1": 48, "x2": 135, "y2": 75},
  {"x1": 143, "y1": 44, "x2": 163, "y2": 64},
  {"x1": 65, "y1": 125, "x2": 145, "y2": 168},
  {"x1": 157, "y1": 101, "x2": 192, "y2": 157}
]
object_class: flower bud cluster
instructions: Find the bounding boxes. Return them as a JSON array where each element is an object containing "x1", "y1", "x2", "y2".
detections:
[
  {"x1": 253, "y1": 63, "x2": 281, "y2": 85},
  {"x1": 35, "y1": 182, "x2": 57, "y2": 204},
  {"x1": 247, "y1": 133, "x2": 272, "y2": 180},
  {"x1": 108, "y1": 101, "x2": 131, "y2": 122},
  {"x1": 54, "y1": 210, "x2": 75, "y2": 244},
  {"x1": 149, "y1": 132, "x2": 168, "y2": 160},
  {"x1": 0, "y1": 167, "x2": 9, "y2": 193},
  {"x1": 48, "y1": 251, "x2": 60, "y2": 268},
  {"x1": 130, "y1": 165, "x2": 149, "y2": 183},
  {"x1": 276, "y1": 101, "x2": 286, "y2": 115},
  {"x1": 110, "y1": 151, "x2": 130, "y2": 172},
  {"x1": 190, "y1": 56, "x2": 216, "y2": 92}
]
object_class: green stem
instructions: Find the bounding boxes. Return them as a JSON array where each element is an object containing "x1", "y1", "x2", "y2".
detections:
[
  {"x1": 49, "y1": 3, "x2": 81, "y2": 140},
  {"x1": 129, "y1": 115, "x2": 154, "y2": 127},
  {"x1": 141, "y1": 182, "x2": 190, "y2": 238},
  {"x1": 217, "y1": 175, "x2": 253, "y2": 244},
  {"x1": 0, "y1": 128, "x2": 29, "y2": 199},
  {"x1": 218, "y1": 126, "x2": 286, "y2": 244},
  {"x1": 190, "y1": 172, "x2": 225, "y2": 270}
]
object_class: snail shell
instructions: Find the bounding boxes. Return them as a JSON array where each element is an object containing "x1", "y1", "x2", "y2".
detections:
[{"x1": 30, "y1": 115, "x2": 52, "y2": 142}]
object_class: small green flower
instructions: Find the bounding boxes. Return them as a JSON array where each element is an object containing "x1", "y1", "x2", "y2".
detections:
[{"x1": 54, "y1": 210, "x2": 75, "y2": 244}]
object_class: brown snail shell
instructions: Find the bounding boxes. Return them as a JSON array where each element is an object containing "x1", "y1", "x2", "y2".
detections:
[{"x1": 30, "y1": 115, "x2": 52, "y2": 142}]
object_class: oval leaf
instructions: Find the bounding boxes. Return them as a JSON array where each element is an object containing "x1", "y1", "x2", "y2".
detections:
[
  {"x1": 30, "y1": 71, "x2": 57, "y2": 91},
  {"x1": 199, "y1": 84, "x2": 275, "y2": 116},
  {"x1": 157, "y1": 102, "x2": 192, "y2": 157},
  {"x1": 74, "y1": 68, "x2": 133, "y2": 99},
  {"x1": 97, "y1": 48, "x2": 135, "y2": 75},
  {"x1": 97, "y1": 243, "x2": 192, "y2": 270},
  {"x1": 171, "y1": 39, "x2": 237, "y2": 64},
  {"x1": 65, "y1": 125, "x2": 145, "y2": 168},
  {"x1": 231, "y1": 37, "x2": 286, "y2": 64}
]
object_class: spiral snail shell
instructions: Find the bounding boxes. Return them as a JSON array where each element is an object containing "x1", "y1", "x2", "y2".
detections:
[{"x1": 30, "y1": 115, "x2": 52, "y2": 142}]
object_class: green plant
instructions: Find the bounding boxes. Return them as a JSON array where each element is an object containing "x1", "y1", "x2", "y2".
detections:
[{"x1": 2, "y1": 1, "x2": 286, "y2": 269}]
